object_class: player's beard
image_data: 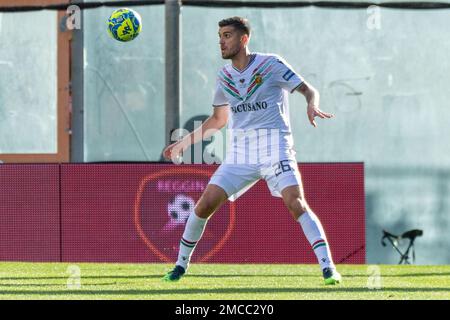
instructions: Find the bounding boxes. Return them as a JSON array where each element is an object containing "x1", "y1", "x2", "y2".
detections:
[{"x1": 222, "y1": 45, "x2": 241, "y2": 60}]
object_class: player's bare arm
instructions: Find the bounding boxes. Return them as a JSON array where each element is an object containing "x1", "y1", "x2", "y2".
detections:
[
  {"x1": 297, "y1": 81, "x2": 334, "y2": 127},
  {"x1": 163, "y1": 105, "x2": 229, "y2": 161}
]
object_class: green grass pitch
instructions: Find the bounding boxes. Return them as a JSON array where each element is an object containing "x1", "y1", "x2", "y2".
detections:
[{"x1": 0, "y1": 263, "x2": 449, "y2": 300}]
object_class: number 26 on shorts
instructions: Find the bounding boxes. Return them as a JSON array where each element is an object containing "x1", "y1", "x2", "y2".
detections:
[{"x1": 273, "y1": 160, "x2": 293, "y2": 177}]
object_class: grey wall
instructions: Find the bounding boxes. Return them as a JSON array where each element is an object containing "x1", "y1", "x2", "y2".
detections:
[
  {"x1": 0, "y1": 11, "x2": 57, "y2": 153},
  {"x1": 83, "y1": 4, "x2": 165, "y2": 161}
]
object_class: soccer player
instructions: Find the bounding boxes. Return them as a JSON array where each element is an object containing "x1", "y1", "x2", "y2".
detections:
[{"x1": 162, "y1": 17, "x2": 341, "y2": 285}]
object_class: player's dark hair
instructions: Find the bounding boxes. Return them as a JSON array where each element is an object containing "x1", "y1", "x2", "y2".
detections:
[{"x1": 218, "y1": 17, "x2": 251, "y2": 36}]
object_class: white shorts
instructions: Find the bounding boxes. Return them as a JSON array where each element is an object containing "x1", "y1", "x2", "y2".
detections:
[{"x1": 209, "y1": 156, "x2": 302, "y2": 201}]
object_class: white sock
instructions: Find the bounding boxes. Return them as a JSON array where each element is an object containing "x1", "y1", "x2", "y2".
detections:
[
  {"x1": 298, "y1": 211, "x2": 335, "y2": 271},
  {"x1": 176, "y1": 211, "x2": 208, "y2": 270}
]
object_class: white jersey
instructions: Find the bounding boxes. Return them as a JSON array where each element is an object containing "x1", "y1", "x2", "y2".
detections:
[{"x1": 213, "y1": 53, "x2": 304, "y2": 161}]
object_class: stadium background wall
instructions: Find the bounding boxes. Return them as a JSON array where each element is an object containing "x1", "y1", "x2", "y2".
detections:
[{"x1": 0, "y1": 163, "x2": 365, "y2": 264}]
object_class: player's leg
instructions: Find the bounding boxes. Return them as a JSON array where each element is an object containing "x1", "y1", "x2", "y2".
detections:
[
  {"x1": 281, "y1": 184, "x2": 341, "y2": 285},
  {"x1": 263, "y1": 156, "x2": 341, "y2": 285},
  {"x1": 163, "y1": 184, "x2": 228, "y2": 281},
  {"x1": 175, "y1": 184, "x2": 228, "y2": 269},
  {"x1": 164, "y1": 162, "x2": 259, "y2": 282}
]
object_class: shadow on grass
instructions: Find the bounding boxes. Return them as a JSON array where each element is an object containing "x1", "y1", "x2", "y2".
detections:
[
  {"x1": 0, "y1": 287, "x2": 448, "y2": 296},
  {"x1": 0, "y1": 275, "x2": 152, "y2": 281},
  {"x1": 378, "y1": 273, "x2": 450, "y2": 277},
  {"x1": 1, "y1": 272, "x2": 450, "y2": 281},
  {"x1": 0, "y1": 283, "x2": 117, "y2": 287}
]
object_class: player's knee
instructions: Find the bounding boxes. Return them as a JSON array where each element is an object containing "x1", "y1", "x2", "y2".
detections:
[
  {"x1": 195, "y1": 199, "x2": 218, "y2": 219},
  {"x1": 284, "y1": 196, "x2": 309, "y2": 216}
]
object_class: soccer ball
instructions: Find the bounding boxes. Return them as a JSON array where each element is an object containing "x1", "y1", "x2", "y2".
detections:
[{"x1": 107, "y1": 8, "x2": 142, "y2": 42}]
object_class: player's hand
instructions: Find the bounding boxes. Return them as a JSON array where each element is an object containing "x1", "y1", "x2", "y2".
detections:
[
  {"x1": 307, "y1": 104, "x2": 334, "y2": 127},
  {"x1": 163, "y1": 141, "x2": 187, "y2": 163}
]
